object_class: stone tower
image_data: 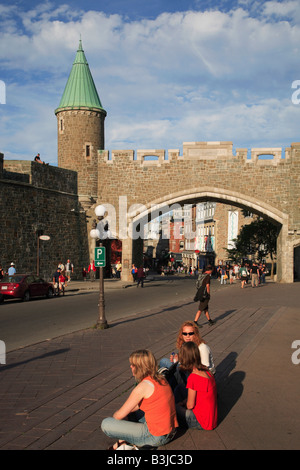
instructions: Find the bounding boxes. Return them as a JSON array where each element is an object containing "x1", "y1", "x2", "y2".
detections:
[{"x1": 55, "y1": 40, "x2": 107, "y2": 209}]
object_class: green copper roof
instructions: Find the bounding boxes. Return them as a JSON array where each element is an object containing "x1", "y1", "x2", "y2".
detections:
[{"x1": 55, "y1": 40, "x2": 106, "y2": 114}]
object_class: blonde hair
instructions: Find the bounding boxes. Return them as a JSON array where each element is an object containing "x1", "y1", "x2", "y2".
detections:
[
  {"x1": 176, "y1": 321, "x2": 205, "y2": 350},
  {"x1": 129, "y1": 349, "x2": 165, "y2": 384}
]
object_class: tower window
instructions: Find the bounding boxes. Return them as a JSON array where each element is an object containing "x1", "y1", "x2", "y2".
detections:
[{"x1": 86, "y1": 145, "x2": 90, "y2": 157}]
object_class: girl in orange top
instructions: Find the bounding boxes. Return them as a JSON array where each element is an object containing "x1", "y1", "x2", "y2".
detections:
[{"x1": 101, "y1": 349, "x2": 178, "y2": 449}]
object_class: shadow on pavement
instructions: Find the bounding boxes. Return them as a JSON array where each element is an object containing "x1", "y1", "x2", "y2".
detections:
[
  {"x1": 1, "y1": 348, "x2": 70, "y2": 371},
  {"x1": 215, "y1": 351, "x2": 245, "y2": 425}
]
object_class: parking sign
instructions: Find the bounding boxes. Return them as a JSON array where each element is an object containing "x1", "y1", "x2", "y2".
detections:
[{"x1": 95, "y1": 247, "x2": 106, "y2": 267}]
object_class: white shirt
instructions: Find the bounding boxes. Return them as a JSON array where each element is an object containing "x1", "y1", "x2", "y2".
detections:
[{"x1": 199, "y1": 343, "x2": 216, "y2": 374}]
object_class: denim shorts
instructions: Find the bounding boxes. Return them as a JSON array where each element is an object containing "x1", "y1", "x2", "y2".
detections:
[
  {"x1": 175, "y1": 404, "x2": 203, "y2": 430},
  {"x1": 101, "y1": 416, "x2": 177, "y2": 448}
]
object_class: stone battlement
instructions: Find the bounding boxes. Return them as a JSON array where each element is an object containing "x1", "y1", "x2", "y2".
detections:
[
  {"x1": 99, "y1": 141, "x2": 299, "y2": 165},
  {"x1": 0, "y1": 155, "x2": 78, "y2": 195}
]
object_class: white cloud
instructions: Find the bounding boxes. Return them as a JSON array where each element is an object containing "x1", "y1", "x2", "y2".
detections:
[
  {"x1": 0, "y1": 1, "x2": 300, "y2": 164},
  {"x1": 262, "y1": 0, "x2": 300, "y2": 20}
]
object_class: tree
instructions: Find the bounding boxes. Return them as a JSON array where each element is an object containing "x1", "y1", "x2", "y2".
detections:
[{"x1": 225, "y1": 218, "x2": 278, "y2": 278}]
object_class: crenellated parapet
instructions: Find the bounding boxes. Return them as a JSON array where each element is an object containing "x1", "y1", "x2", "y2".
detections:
[{"x1": 99, "y1": 141, "x2": 300, "y2": 165}]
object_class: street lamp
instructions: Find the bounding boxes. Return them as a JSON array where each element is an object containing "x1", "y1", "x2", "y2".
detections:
[
  {"x1": 90, "y1": 205, "x2": 110, "y2": 329},
  {"x1": 35, "y1": 227, "x2": 50, "y2": 277}
]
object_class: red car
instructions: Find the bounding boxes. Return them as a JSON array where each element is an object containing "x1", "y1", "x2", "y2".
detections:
[{"x1": 0, "y1": 274, "x2": 54, "y2": 302}]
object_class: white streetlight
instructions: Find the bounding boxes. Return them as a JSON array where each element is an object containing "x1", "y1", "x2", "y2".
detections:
[{"x1": 90, "y1": 205, "x2": 109, "y2": 329}]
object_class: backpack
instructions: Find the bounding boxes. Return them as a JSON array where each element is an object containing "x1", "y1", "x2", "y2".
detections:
[{"x1": 194, "y1": 273, "x2": 208, "y2": 302}]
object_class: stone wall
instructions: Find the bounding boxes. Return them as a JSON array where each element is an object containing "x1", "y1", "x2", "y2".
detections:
[
  {"x1": 93, "y1": 141, "x2": 300, "y2": 282},
  {"x1": 56, "y1": 109, "x2": 105, "y2": 203},
  {"x1": 0, "y1": 155, "x2": 89, "y2": 281}
]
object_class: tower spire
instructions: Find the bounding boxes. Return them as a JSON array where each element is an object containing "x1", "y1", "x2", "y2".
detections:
[
  {"x1": 55, "y1": 40, "x2": 106, "y2": 113},
  {"x1": 55, "y1": 41, "x2": 106, "y2": 204}
]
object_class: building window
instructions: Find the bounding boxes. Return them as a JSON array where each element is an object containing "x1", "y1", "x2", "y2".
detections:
[
  {"x1": 59, "y1": 118, "x2": 64, "y2": 134},
  {"x1": 86, "y1": 145, "x2": 90, "y2": 157}
]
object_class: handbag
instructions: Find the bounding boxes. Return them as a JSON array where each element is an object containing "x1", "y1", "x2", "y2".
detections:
[{"x1": 223, "y1": 274, "x2": 228, "y2": 280}]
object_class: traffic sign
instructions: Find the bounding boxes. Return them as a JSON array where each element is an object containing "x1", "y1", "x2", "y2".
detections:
[{"x1": 95, "y1": 247, "x2": 106, "y2": 267}]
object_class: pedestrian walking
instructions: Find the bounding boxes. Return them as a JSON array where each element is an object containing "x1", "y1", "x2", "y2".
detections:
[
  {"x1": 251, "y1": 262, "x2": 259, "y2": 288},
  {"x1": 52, "y1": 267, "x2": 61, "y2": 295},
  {"x1": 260, "y1": 264, "x2": 266, "y2": 284},
  {"x1": 220, "y1": 266, "x2": 227, "y2": 285},
  {"x1": 136, "y1": 266, "x2": 145, "y2": 288},
  {"x1": 65, "y1": 259, "x2": 74, "y2": 282},
  {"x1": 239, "y1": 264, "x2": 248, "y2": 288},
  {"x1": 116, "y1": 260, "x2": 122, "y2": 278},
  {"x1": 131, "y1": 264, "x2": 137, "y2": 282},
  {"x1": 194, "y1": 266, "x2": 215, "y2": 327},
  {"x1": 88, "y1": 261, "x2": 96, "y2": 281}
]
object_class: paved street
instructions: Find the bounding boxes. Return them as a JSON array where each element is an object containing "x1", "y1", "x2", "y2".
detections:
[
  {"x1": 0, "y1": 275, "x2": 197, "y2": 351},
  {"x1": 0, "y1": 278, "x2": 299, "y2": 453}
]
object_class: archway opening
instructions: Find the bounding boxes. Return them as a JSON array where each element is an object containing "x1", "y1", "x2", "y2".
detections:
[{"x1": 127, "y1": 189, "x2": 288, "y2": 281}]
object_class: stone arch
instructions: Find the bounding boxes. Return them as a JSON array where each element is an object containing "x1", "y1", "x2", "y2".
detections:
[
  {"x1": 121, "y1": 187, "x2": 292, "y2": 282},
  {"x1": 129, "y1": 187, "x2": 287, "y2": 226},
  {"x1": 293, "y1": 238, "x2": 300, "y2": 281}
]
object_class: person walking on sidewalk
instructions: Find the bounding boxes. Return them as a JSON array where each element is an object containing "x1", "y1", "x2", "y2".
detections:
[
  {"x1": 88, "y1": 260, "x2": 96, "y2": 281},
  {"x1": 239, "y1": 264, "x2": 248, "y2": 289},
  {"x1": 250, "y1": 262, "x2": 260, "y2": 288},
  {"x1": 194, "y1": 265, "x2": 215, "y2": 327},
  {"x1": 101, "y1": 349, "x2": 178, "y2": 449},
  {"x1": 136, "y1": 266, "x2": 145, "y2": 288}
]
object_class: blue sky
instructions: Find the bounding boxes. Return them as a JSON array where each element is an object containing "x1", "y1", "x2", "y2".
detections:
[{"x1": 0, "y1": 0, "x2": 300, "y2": 164}]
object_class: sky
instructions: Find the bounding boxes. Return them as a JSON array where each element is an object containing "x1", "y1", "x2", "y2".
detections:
[{"x1": 0, "y1": 0, "x2": 300, "y2": 165}]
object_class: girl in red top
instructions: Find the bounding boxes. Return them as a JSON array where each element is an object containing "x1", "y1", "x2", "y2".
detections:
[
  {"x1": 176, "y1": 342, "x2": 217, "y2": 430},
  {"x1": 101, "y1": 349, "x2": 178, "y2": 449}
]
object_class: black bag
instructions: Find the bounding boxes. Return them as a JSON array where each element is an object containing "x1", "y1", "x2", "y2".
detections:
[
  {"x1": 194, "y1": 287, "x2": 202, "y2": 302},
  {"x1": 194, "y1": 273, "x2": 208, "y2": 302},
  {"x1": 193, "y1": 285, "x2": 207, "y2": 302}
]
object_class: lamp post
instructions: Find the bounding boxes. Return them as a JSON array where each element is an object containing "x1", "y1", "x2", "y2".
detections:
[
  {"x1": 35, "y1": 227, "x2": 50, "y2": 277},
  {"x1": 90, "y1": 205, "x2": 110, "y2": 329}
]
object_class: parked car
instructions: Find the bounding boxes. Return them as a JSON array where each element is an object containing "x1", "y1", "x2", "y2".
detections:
[{"x1": 0, "y1": 274, "x2": 54, "y2": 302}]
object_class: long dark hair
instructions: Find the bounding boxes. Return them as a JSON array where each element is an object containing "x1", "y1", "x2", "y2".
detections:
[{"x1": 178, "y1": 342, "x2": 208, "y2": 373}]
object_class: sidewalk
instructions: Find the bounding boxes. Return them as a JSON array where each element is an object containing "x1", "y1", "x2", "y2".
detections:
[{"x1": 0, "y1": 280, "x2": 299, "y2": 451}]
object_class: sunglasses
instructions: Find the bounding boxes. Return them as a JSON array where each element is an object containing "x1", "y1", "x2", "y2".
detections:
[{"x1": 182, "y1": 332, "x2": 195, "y2": 336}]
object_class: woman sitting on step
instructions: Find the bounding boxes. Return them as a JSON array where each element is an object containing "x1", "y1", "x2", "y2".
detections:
[{"x1": 101, "y1": 349, "x2": 178, "y2": 449}]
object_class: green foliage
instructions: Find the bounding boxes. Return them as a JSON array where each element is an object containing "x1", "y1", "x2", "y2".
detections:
[{"x1": 226, "y1": 218, "x2": 278, "y2": 263}]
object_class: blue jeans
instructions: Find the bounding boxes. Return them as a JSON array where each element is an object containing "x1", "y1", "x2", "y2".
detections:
[
  {"x1": 101, "y1": 411, "x2": 176, "y2": 448},
  {"x1": 159, "y1": 359, "x2": 189, "y2": 402},
  {"x1": 159, "y1": 357, "x2": 173, "y2": 369},
  {"x1": 175, "y1": 404, "x2": 203, "y2": 430}
]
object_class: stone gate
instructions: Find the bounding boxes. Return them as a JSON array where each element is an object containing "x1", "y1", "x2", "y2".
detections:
[{"x1": 89, "y1": 141, "x2": 300, "y2": 283}]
